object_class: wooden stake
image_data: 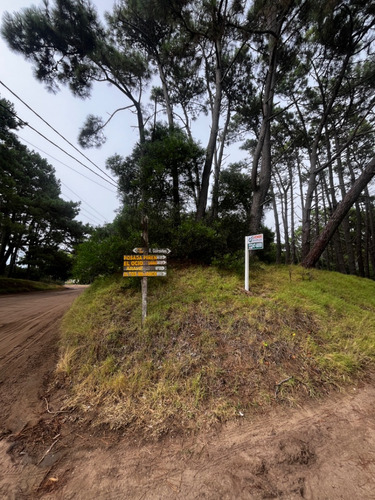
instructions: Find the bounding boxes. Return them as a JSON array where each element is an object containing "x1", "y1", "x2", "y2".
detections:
[{"x1": 141, "y1": 215, "x2": 149, "y2": 326}]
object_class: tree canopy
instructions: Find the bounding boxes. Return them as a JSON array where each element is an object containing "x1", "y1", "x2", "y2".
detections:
[
  {"x1": 0, "y1": 96, "x2": 88, "y2": 280},
  {"x1": 2, "y1": 0, "x2": 375, "y2": 278}
]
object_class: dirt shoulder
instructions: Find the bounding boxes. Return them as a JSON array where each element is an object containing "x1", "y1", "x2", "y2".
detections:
[{"x1": 0, "y1": 288, "x2": 375, "y2": 499}]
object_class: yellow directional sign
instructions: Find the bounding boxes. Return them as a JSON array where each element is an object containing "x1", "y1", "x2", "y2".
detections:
[
  {"x1": 123, "y1": 255, "x2": 161, "y2": 260},
  {"x1": 123, "y1": 266, "x2": 166, "y2": 272},
  {"x1": 124, "y1": 260, "x2": 166, "y2": 266},
  {"x1": 123, "y1": 254, "x2": 167, "y2": 278},
  {"x1": 123, "y1": 271, "x2": 167, "y2": 277}
]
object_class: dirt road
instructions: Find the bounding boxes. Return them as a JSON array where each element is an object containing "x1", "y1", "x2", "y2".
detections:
[
  {"x1": 0, "y1": 287, "x2": 86, "y2": 431},
  {"x1": 1, "y1": 287, "x2": 375, "y2": 499}
]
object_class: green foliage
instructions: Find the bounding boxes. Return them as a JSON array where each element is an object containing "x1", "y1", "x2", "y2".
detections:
[
  {"x1": 13, "y1": 248, "x2": 73, "y2": 282},
  {"x1": 72, "y1": 204, "x2": 276, "y2": 281},
  {"x1": 171, "y1": 218, "x2": 225, "y2": 263},
  {"x1": 212, "y1": 250, "x2": 244, "y2": 275},
  {"x1": 3, "y1": 0, "x2": 375, "y2": 280},
  {"x1": 106, "y1": 124, "x2": 205, "y2": 222},
  {"x1": 72, "y1": 227, "x2": 127, "y2": 283},
  {"x1": 218, "y1": 162, "x2": 252, "y2": 218},
  {"x1": 0, "y1": 96, "x2": 88, "y2": 280}
]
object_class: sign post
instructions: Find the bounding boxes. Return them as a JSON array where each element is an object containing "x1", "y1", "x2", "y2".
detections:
[
  {"x1": 141, "y1": 216, "x2": 149, "y2": 325},
  {"x1": 123, "y1": 218, "x2": 170, "y2": 325},
  {"x1": 245, "y1": 234, "x2": 264, "y2": 291},
  {"x1": 245, "y1": 236, "x2": 249, "y2": 291}
]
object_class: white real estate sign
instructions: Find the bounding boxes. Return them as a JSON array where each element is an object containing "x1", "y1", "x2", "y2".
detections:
[
  {"x1": 245, "y1": 234, "x2": 264, "y2": 291},
  {"x1": 248, "y1": 234, "x2": 264, "y2": 250}
]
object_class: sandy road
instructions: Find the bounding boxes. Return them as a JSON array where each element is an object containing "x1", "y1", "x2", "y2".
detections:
[
  {"x1": 0, "y1": 286, "x2": 86, "y2": 431},
  {"x1": 0, "y1": 287, "x2": 85, "y2": 380}
]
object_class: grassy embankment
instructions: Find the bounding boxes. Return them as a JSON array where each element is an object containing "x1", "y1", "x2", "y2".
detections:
[
  {"x1": 0, "y1": 277, "x2": 64, "y2": 294},
  {"x1": 58, "y1": 265, "x2": 375, "y2": 437}
]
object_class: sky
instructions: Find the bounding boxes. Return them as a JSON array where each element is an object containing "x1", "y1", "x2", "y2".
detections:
[
  {"x1": 0, "y1": 0, "x2": 141, "y2": 227},
  {"x1": 0, "y1": 0, "x2": 250, "y2": 230}
]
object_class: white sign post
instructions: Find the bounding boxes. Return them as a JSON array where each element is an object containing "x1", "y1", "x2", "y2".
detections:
[
  {"x1": 245, "y1": 236, "x2": 250, "y2": 291},
  {"x1": 245, "y1": 234, "x2": 264, "y2": 291}
]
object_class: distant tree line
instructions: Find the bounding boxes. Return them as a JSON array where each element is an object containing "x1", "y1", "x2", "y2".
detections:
[
  {"x1": 2, "y1": 0, "x2": 375, "y2": 278},
  {"x1": 0, "y1": 97, "x2": 88, "y2": 281}
]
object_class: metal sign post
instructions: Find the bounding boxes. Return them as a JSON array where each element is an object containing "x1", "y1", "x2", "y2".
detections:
[
  {"x1": 245, "y1": 234, "x2": 264, "y2": 291},
  {"x1": 245, "y1": 236, "x2": 250, "y2": 291}
]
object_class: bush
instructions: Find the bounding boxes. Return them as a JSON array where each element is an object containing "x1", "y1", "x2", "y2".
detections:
[
  {"x1": 171, "y1": 218, "x2": 226, "y2": 263},
  {"x1": 72, "y1": 209, "x2": 275, "y2": 282}
]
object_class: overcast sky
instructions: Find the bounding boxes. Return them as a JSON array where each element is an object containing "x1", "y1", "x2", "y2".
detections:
[
  {"x1": 0, "y1": 0, "x2": 141, "y2": 227},
  {"x1": 1, "y1": 0, "x2": 250, "y2": 230}
]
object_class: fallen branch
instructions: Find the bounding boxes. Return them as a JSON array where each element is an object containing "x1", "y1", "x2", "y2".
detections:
[
  {"x1": 37, "y1": 438, "x2": 59, "y2": 465},
  {"x1": 44, "y1": 397, "x2": 72, "y2": 415},
  {"x1": 275, "y1": 376, "x2": 293, "y2": 398}
]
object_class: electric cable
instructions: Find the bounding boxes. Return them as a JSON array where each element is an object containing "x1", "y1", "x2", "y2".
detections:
[
  {"x1": 0, "y1": 80, "x2": 117, "y2": 184},
  {"x1": 61, "y1": 194, "x2": 102, "y2": 225},
  {"x1": 61, "y1": 182, "x2": 108, "y2": 222},
  {"x1": 18, "y1": 135, "x2": 117, "y2": 194},
  {"x1": 0, "y1": 101, "x2": 118, "y2": 188}
]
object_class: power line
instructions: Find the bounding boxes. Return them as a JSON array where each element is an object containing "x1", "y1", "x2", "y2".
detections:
[
  {"x1": 0, "y1": 80, "x2": 117, "y2": 184},
  {"x1": 0, "y1": 101, "x2": 118, "y2": 189},
  {"x1": 78, "y1": 208, "x2": 105, "y2": 224},
  {"x1": 18, "y1": 135, "x2": 117, "y2": 194},
  {"x1": 61, "y1": 193, "x2": 103, "y2": 225},
  {"x1": 61, "y1": 182, "x2": 108, "y2": 223}
]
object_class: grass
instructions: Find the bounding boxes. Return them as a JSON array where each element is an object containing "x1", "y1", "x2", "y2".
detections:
[
  {"x1": 0, "y1": 277, "x2": 65, "y2": 294},
  {"x1": 58, "y1": 264, "x2": 375, "y2": 437}
]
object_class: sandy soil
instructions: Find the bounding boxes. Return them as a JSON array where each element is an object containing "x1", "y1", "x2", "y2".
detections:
[{"x1": 0, "y1": 287, "x2": 375, "y2": 499}]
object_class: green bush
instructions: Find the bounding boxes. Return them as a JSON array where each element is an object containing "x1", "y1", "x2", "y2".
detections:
[
  {"x1": 171, "y1": 218, "x2": 226, "y2": 263},
  {"x1": 72, "y1": 209, "x2": 275, "y2": 282}
]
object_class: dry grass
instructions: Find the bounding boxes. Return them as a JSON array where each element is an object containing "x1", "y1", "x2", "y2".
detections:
[{"x1": 58, "y1": 265, "x2": 375, "y2": 438}]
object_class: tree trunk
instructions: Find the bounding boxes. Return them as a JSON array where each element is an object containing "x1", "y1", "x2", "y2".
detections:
[
  {"x1": 347, "y1": 158, "x2": 365, "y2": 276},
  {"x1": 157, "y1": 59, "x2": 174, "y2": 129},
  {"x1": 364, "y1": 186, "x2": 375, "y2": 278},
  {"x1": 271, "y1": 184, "x2": 282, "y2": 264},
  {"x1": 335, "y1": 135, "x2": 356, "y2": 274},
  {"x1": 211, "y1": 103, "x2": 231, "y2": 220},
  {"x1": 289, "y1": 164, "x2": 297, "y2": 263},
  {"x1": 0, "y1": 230, "x2": 11, "y2": 275},
  {"x1": 354, "y1": 200, "x2": 365, "y2": 276},
  {"x1": 302, "y1": 155, "x2": 375, "y2": 268},
  {"x1": 249, "y1": 23, "x2": 278, "y2": 234},
  {"x1": 301, "y1": 52, "x2": 352, "y2": 260},
  {"x1": 196, "y1": 41, "x2": 222, "y2": 220}
]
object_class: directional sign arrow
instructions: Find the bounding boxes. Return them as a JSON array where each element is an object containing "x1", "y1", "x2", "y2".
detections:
[
  {"x1": 124, "y1": 255, "x2": 160, "y2": 260},
  {"x1": 124, "y1": 260, "x2": 167, "y2": 266},
  {"x1": 123, "y1": 266, "x2": 167, "y2": 272},
  {"x1": 149, "y1": 248, "x2": 171, "y2": 255},
  {"x1": 123, "y1": 271, "x2": 167, "y2": 277},
  {"x1": 133, "y1": 248, "x2": 171, "y2": 255}
]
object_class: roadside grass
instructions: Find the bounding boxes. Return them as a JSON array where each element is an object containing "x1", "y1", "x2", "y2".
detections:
[
  {"x1": 0, "y1": 277, "x2": 65, "y2": 294},
  {"x1": 58, "y1": 265, "x2": 375, "y2": 437}
]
